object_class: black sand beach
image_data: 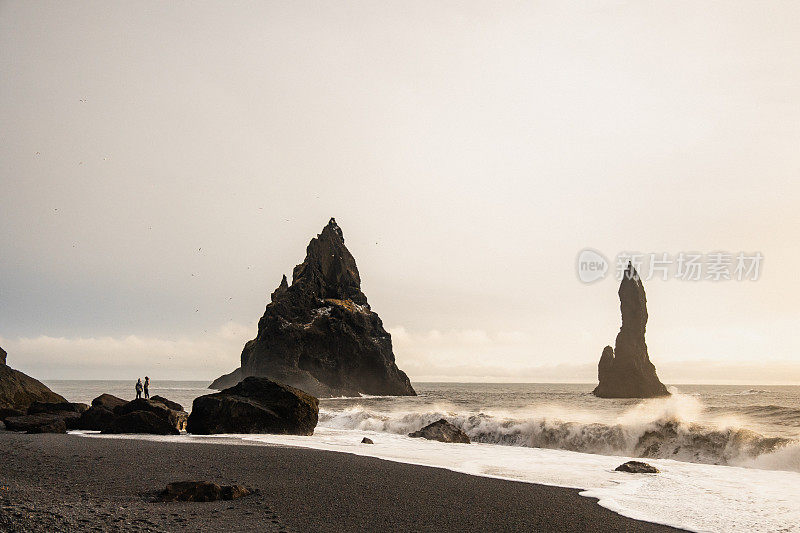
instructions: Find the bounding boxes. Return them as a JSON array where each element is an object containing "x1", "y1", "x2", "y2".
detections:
[{"x1": 0, "y1": 433, "x2": 683, "y2": 532}]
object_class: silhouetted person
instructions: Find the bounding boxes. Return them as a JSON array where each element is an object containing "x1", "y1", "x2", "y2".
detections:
[
  {"x1": 144, "y1": 376, "x2": 150, "y2": 399},
  {"x1": 135, "y1": 378, "x2": 143, "y2": 399}
]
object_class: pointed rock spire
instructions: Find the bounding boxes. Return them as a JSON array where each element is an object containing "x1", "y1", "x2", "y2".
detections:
[
  {"x1": 0, "y1": 345, "x2": 6, "y2": 366},
  {"x1": 593, "y1": 263, "x2": 669, "y2": 398},
  {"x1": 270, "y1": 274, "x2": 288, "y2": 302},
  {"x1": 211, "y1": 218, "x2": 415, "y2": 397}
]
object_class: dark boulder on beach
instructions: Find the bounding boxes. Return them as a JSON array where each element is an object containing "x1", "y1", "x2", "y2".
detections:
[
  {"x1": 409, "y1": 419, "x2": 471, "y2": 444},
  {"x1": 104, "y1": 410, "x2": 180, "y2": 435},
  {"x1": 74, "y1": 394, "x2": 128, "y2": 431},
  {"x1": 0, "y1": 349, "x2": 69, "y2": 411},
  {"x1": 593, "y1": 263, "x2": 669, "y2": 399},
  {"x1": 77, "y1": 395, "x2": 188, "y2": 432},
  {"x1": 210, "y1": 218, "x2": 416, "y2": 398},
  {"x1": 77, "y1": 406, "x2": 117, "y2": 431},
  {"x1": 114, "y1": 398, "x2": 188, "y2": 432},
  {"x1": 28, "y1": 401, "x2": 88, "y2": 415},
  {"x1": 188, "y1": 376, "x2": 318, "y2": 435},
  {"x1": 361, "y1": 437, "x2": 374, "y2": 444},
  {"x1": 92, "y1": 393, "x2": 127, "y2": 411},
  {"x1": 27, "y1": 401, "x2": 88, "y2": 430},
  {"x1": 158, "y1": 481, "x2": 252, "y2": 502},
  {"x1": 26, "y1": 417, "x2": 67, "y2": 434},
  {"x1": 5, "y1": 413, "x2": 66, "y2": 433},
  {"x1": 615, "y1": 460, "x2": 660, "y2": 474},
  {"x1": 150, "y1": 395, "x2": 183, "y2": 412}
]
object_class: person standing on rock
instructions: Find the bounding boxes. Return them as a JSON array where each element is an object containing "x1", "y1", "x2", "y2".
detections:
[
  {"x1": 135, "y1": 378, "x2": 143, "y2": 399},
  {"x1": 144, "y1": 376, "x2": 150, "y2": 399}
]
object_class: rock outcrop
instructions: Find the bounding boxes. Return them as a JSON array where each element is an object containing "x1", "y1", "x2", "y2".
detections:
[
  {"x1": 593, "y1": 263, "x2": 669, "y2": 398},
  {"x1": 158, "y1": 481, "x2": 252, "y2": 502},
  {"x1": 408, "y1": 419, "x2": 471, "y2": 444},
  {"x1": 77, "y1": 395, "x2": 188, "y2": 434},
  {"x1": 5, "y1": 413, "x2": 67, "y2": 433},
  {"x1": 0, "y1": 347, "x2": 68, "y2": 411},
  {"x1": 104, "y1": 410, "x2": 180, "y2": 435},
  {"x1": 75, "y1": 394, "x2": 127, "y2": 431},
  {"x1": 188, "y1": 377, "x2": 318, "y2": 435},
  {"x1": 113, "y1": 398, "x2": 188, "y2": 432},
  {"x1": 210, "y1": 218, "x2": 415, "y2": 398},
  {"x1": 615, "y1": 460, "x2": 660, "y2": 474}
]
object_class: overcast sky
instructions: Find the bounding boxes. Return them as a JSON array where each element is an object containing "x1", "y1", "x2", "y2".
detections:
[{"x1": 1, "y1": 1, "x2": 799, "y2": 383}]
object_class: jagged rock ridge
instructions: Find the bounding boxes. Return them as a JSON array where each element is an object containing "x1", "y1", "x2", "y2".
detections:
[
  {"x1": 211, "y1": 218, "x2": 416, "y2": 397},
  {"x1": 593, "y1": 263, "x2": 669, "y2": 398}
]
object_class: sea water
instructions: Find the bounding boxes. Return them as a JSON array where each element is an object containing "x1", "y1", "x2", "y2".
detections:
[{"x1": 50, "y1": 380, "x2": 800, "y2": 532}]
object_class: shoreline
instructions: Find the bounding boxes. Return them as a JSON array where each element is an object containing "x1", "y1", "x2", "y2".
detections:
[{"x1": 0, "y1": 432, "x2": 684, "y2": 532}]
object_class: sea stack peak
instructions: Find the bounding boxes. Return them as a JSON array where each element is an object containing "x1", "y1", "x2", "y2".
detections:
[
  {"x1": 593, "y1": 262, "x2": 669, "y2": 398},
  {"x1": 210, "y1": 218, "x2": 415, "y2": 397},
  {"x1": 0, "y1": 345, "x2": 6, "y2": 366}
]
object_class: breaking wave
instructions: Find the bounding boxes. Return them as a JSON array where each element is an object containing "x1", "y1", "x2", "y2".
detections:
[{"x1": 318, "y1": 393, "x2": 800, "y2": 472}]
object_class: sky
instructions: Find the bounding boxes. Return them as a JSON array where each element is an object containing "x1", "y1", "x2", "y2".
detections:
[{"x1": 1, "y1": 1, "x2": 799, "y2": 383}]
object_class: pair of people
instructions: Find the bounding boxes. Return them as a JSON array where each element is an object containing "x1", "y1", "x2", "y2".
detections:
[{"x1": 135, "y1": 376, "x2": 150, "y2": 399}]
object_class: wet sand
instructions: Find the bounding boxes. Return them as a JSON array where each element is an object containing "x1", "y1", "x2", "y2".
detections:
[{"x1": 0, "y1": 432, "x2": 683, "y2": 532}]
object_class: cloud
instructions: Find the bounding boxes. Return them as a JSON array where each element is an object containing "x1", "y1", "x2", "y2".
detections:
[{"x1": 0, "y1": 322, "x2": 253, "y2": 380}]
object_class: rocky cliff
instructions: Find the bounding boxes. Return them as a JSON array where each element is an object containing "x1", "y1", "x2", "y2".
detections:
[
  {"x1": 593, "y1": 263, "x2": 669, "y2": 398},
  {"x1": 0, "y1": 347, "x2": 69, "y2": 410},
  {"x1": 210, "y1": 218, "x2": 416, "y2": 397}
]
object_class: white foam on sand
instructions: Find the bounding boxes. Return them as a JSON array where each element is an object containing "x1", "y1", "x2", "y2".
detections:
[{"x1": 75, "y1": 427, "x2": 800, "y2": 532}]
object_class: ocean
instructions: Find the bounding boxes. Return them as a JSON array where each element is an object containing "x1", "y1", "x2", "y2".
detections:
[{"x1": 46, "y1": 380, "x2": 800, "y2": 532}]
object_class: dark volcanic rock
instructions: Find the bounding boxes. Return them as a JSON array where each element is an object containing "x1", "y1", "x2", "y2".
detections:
[
  {"x1": 150, "y1": 395, "x2": 183, "y2": 412},
  {"x1": 361, "y1": 437, "x2": 374, "y2": 444},
  {"x1": 28, "y1": 401, "x2": 88, "y2": 415},
  {"x1": 114, "y1": 399, "x2": 188, "y2": 432},
  {"x1": 615, "y1": 460, "x2": 660, "y2": 474},
  {"x1": 103, "y1": 410, "x2": 180, "y2": 435},
  {"x1": 593, "y1": 263, "x2": 669, "y2": 398},
  {"x1": 188, "y1": 377, "x2": 318, "y2": 435},
  {"x1": 409, "y1": 419, "x2": 471, "y2": 444},
  {"x1": 5, "y1": 413, "x2": 65, "y2": 433},
  {"x1": 0, "y1": 355, "x2": 68, "y2": 411},
  {"x1": 158, "y1": 481, "x2": 252, "y2": 502},
  {"x1": 0, "y1": 346, "x2": 5, "y2": 366},
  {"x1": 26, "y1": 418, "x2": 67, "y2": 434},
  {"x1": 0, "y1": 408, "x2": 25, "y2": 421},
  {"x1": 92, "y1": 393, "x2": 127, "y2": 411},
  {"x1": 76, "y1": 406, "x2": 116, "y2": 431},
  {"x1": 210, "y1": 218, "x2": 416, "y2": 398}
]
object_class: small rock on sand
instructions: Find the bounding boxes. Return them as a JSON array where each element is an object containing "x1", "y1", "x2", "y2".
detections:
[
  {"x1": 615, "y1": 461, "x2": 659, "y2": 474},
  {"x1": 158, "y1": 481, "x2": 252, "y2": 502}
]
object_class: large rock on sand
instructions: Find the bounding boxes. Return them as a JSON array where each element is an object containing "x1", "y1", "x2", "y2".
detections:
[
  {"x1": 593, "y1": 263, "x2": 669, "y2": 398},
  {"x1": 409, "y1": 419, "x2": 471, "y2": 444},
  {"x1": 104, "y1": 411, "x2": 180, "y2": 435},
  {"x1": 74, "y1": 394, "x2": 127, "y2": 431},
  {"x1": 92, "y1": 393, "x2": 127, "y2": 411},
  {"x1": 5, "y1": 413, "x2": 67, "y2": 433},
  {"x1": 210, "y1": 218, "x2": 416, "y2": 398},
  {"x1": 188, "y1": 377, "x2": 318, "y2": 435},
  {"x1": 113, "y1": 398, "x2": 188, "y2": 432},
  {"x1": 0, "y1": 348, "x2": 68, "y2": 411}
]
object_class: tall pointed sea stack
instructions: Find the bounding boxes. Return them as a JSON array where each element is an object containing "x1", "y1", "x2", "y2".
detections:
[
  {"x1": 593, "y1": 263, "x2": 669, "y2": 398},
  {"x1": 210, "y1": 218, "x2": 416, "y2": 397}
]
